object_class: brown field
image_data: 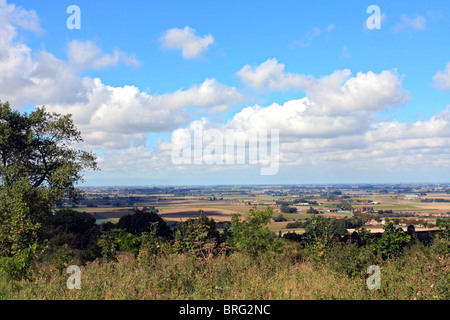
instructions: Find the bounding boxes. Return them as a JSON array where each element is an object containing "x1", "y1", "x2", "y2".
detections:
[{"x1": 156, "y1": 207, "x2": 237, "y2": 222}]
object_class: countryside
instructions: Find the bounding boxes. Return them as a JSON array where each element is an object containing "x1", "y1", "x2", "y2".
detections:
[{"x1": 0, "y1": 0, "x2": 449, "y2": 305}]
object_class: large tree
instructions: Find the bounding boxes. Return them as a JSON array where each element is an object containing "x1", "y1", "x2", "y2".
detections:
[
  {"x1": 0, "y1": 101, "x2": 97, "y2": 202},
  {"x1": 0, "y1": 101, "x2": 97, "y2": 281}
]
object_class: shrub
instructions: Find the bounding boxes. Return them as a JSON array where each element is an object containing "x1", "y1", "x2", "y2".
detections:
[
  {"x1": 328, "y1": 242, "x2": 380, "y2": 278},
  {"x1": 116, "y1": 230, "x2": 141, "y2": 256},
  {"x1": 116, "y1": 208, "x2": 171, "y2": 237},
  {"x1": 96, "y1": 230, "x2": 120, "y2": 263},
  {"x1": 0, "y1": 179, "x2": 48, "y2": 282},
  {"x1": 376, "y1": 222, "x2": 411, "y2": 260},
  {"x1": 172, "y1": 215, "x2": 220, "y2": 253},
  {"x1": 431, "y1": 222, "x2": 450, "y2": 255},
  {"x1": 229, "y1": 206, "x2": 282, "y2": 257}
]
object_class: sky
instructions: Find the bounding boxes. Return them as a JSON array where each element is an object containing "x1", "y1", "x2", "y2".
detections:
[{"x1": 1, "y1": 0, "x2": 450, "y2": 186}]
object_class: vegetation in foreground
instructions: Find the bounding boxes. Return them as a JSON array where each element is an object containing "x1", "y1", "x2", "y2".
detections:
[{"x1": 0, "y1": 206, "x2": 449, "y2": 300}]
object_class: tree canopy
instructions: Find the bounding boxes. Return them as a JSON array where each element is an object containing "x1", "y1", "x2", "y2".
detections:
[{"x1": 0, "y1": 101, "x2": 98, "y2": 202}]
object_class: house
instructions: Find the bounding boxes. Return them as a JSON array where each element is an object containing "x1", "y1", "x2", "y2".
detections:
[{"x1": 365, "y1": 219, "x2": 379, "y2": 226}]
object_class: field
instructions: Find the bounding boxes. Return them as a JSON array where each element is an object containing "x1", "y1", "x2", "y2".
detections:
[{"x1": 69, "y1": 185, "x2": 450, "y2": 233}]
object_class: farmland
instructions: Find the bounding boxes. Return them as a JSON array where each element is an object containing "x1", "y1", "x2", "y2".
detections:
[{"x1": 65, "y1": 184, "x2": 450, "y2": 233}]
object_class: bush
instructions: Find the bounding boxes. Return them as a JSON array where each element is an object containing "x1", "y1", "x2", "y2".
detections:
[
  {"x1": 376, "y1": 222, "x2": 411, "y2": 260},
  {"x1": 96, "y1": 230, "x2": 120, "y2": 263},
  {"x1": 0, "y1": 179, "x2": 48, "y2": 282},
  {"x1": 44, "y1": 209, "x2": 99, "y2": 249},
  {"x1": 229, "y1": 206, "x2": 282, "y2": 257},
  {"x1": 172, "y1": 216, "x2": 220, "y2": 253},
  {"x1": 116, "y1": 208, "x2": 171, "y2": 237},
  {"x1": 328, "y1": 242, "x2": 380, "y2": 278},
  {"x1": 116, "y1": 230, "x2": 141, "y2": 256},
  {"x1": 431, "y1": 223, "x2": 450, "y2": 255}
]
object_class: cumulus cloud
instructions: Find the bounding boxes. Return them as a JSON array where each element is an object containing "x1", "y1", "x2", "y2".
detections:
[
  {"x1": 237, "y1": 59, "x2": 410, "y2": 114},
  {"x1": 67, "y1": 40, "x2": 139, "y2": 71},
  {"x1": 34, "y1": 76, "x2": 243, "y2": 150},
  {"x1": 159, "y1": 26, "x2": 214, "y2": 59},
  {"x1": 305, "y1": 69, "x2": 410, "y2": 114},
  {"x1": 432, "y1": 62, "x2": 450, "y2": 91},
  {"x1": 0, "y1": 0, "x2": 42, "y2": 39},
  {"x1": 236, "y1": 58, "x2": 312, "y2": 91}
]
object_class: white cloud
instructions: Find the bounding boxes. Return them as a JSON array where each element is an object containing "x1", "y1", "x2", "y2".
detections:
[
  {"x1": 432, "y1": 62, "x2": 450, "y2": 91},
  {"x1": 159, "y1": 26, "x2": 214, "y2": 59},
  {"x1": 305, "y1": 69, "x2": 410, "y2": 114},
  {"x1": 149, "y1": 67, "x2": 411, "y2": 175},
  {"x1": 237, "y1": 59, "x2": 410, "y2": 114},
  {"x1": 67, "y1": 40, "x2": 139, "y2": 71},
  {"x1": 0, "y1": 0, "x2": 42, "y2": 37},
  {"x1": 44, "y1": 77, "x2": 243, "y2": 149},
  {"x1": 391, "y1": 14, "x2": 426, "y2": 34},
  {"x1": 226, "y1": 98, "x2": 372, "y2": 139},
  {"x1": 236, "y1": 58, "x2": 312, "y2": 91}
]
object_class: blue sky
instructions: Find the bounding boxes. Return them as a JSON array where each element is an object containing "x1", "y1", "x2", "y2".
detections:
[{"x1": 2, "y1": 0, "x2": 450, "y2": 185}]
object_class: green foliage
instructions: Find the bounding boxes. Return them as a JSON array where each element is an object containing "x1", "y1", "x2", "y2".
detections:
[
  {"x1": 431, "y1": 222, "x2": 450, "y2": 255},
  {"x1": 0, "y1": 102, "x2": 98, "y2": 202},
  {"x1": 328, "y1": 242, "x2": 380, "y2": 278},
  {"x1": 280, "y1": 204, "x2": 297, "y2": 213},
  {"x1": 306, "y1": 206, "x2": 318, "y2": 214},
  {"x1": 376, "y1": 221, "x2": 411, "y2": 260},
  {"x1": 0, "y1": 243, "x2": 40, "y2": 283},
  {"x1": 356, "y1": 227, "x2": 377, "y2": 247},
  {"x1": 302, "y1": 216, "x2": 349, "y2": 263},
  {"x1": 0, "y1": 102, "x2": 97, "y2": 281},
  {"x1": 96, "y1": 230, "x2": 120, "y2": 263},
  {"x1": 0, "y1": 178, "x2": 48, "y2": 281},
  {"x1": 138, "y1": 222, "x2": 165, "y2": 263},
  {"x1": 116, "y1": 208, "x2": 171, "y2": 237},
  {"x1": 116, "y1": 230, "x2": 141, "y2": 256},
  {"x1": 172, "y1": 215, "x2": 220, "y2": 253},
  {"x1": 43, "y1": 209, "x2": 99, "y2": 249},
  {"x1": 47, "y1": 209, "x2": 97, "y2": 235},
  {"x1": 229, "y1": 206, "x2": 282, "y2": 257},
  {"x1": 51, "y1": 244, "x2": 73, "y2": 272}
]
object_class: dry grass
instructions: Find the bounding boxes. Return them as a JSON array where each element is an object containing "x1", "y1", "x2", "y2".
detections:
[{"x1": 2, "y1": 247, "x2": 447, "y2": 300}]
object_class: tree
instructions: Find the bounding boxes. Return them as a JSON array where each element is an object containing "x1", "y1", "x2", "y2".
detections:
[
  {"x1": 307, "y1": 206, "x2": 318, "y2": 214},
  {"x1": 302, "y1": 216, "x2": 349, "y2": 263},
  {"x1": 0, "y1": 102, "x2": 97, "y2": 281},
  {"x1": 229, "y1": 206, "x2": 282, "y2": 257},
  {"x1": 0, "y1": 102, "x2": 98, "y2": 202},
  {"x1": 43, "y1": 209, "x2": 99, "y2": 249},
  {"x1": 377, "y1": 221, "x2": 411, "y2": 260},
  {"x1": 0, "y1": 178, "x2": 47, "y2": 281},
  {"x1": 116, "y1": 208, "x2": 171, "y2": 237},
  {"x1": 281, "y1": 204, "x2": 297, "y2": 213},
  {"x1": 173, "y1": 215, "x2": 220, "y2": 253}
]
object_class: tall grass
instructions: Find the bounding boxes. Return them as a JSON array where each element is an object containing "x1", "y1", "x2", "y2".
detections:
[{"x1": 1, "y1": 242, "x2": 447, "y2": 300}]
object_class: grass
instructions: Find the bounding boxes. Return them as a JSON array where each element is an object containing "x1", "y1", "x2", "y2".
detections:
[{"x1": 1, "y1": 243, "x2": 447, "y2": 300}]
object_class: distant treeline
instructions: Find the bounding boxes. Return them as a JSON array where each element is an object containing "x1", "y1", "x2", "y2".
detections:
[{"x1": 421, "y1": 198, "x2": 450, "y2": 203}]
